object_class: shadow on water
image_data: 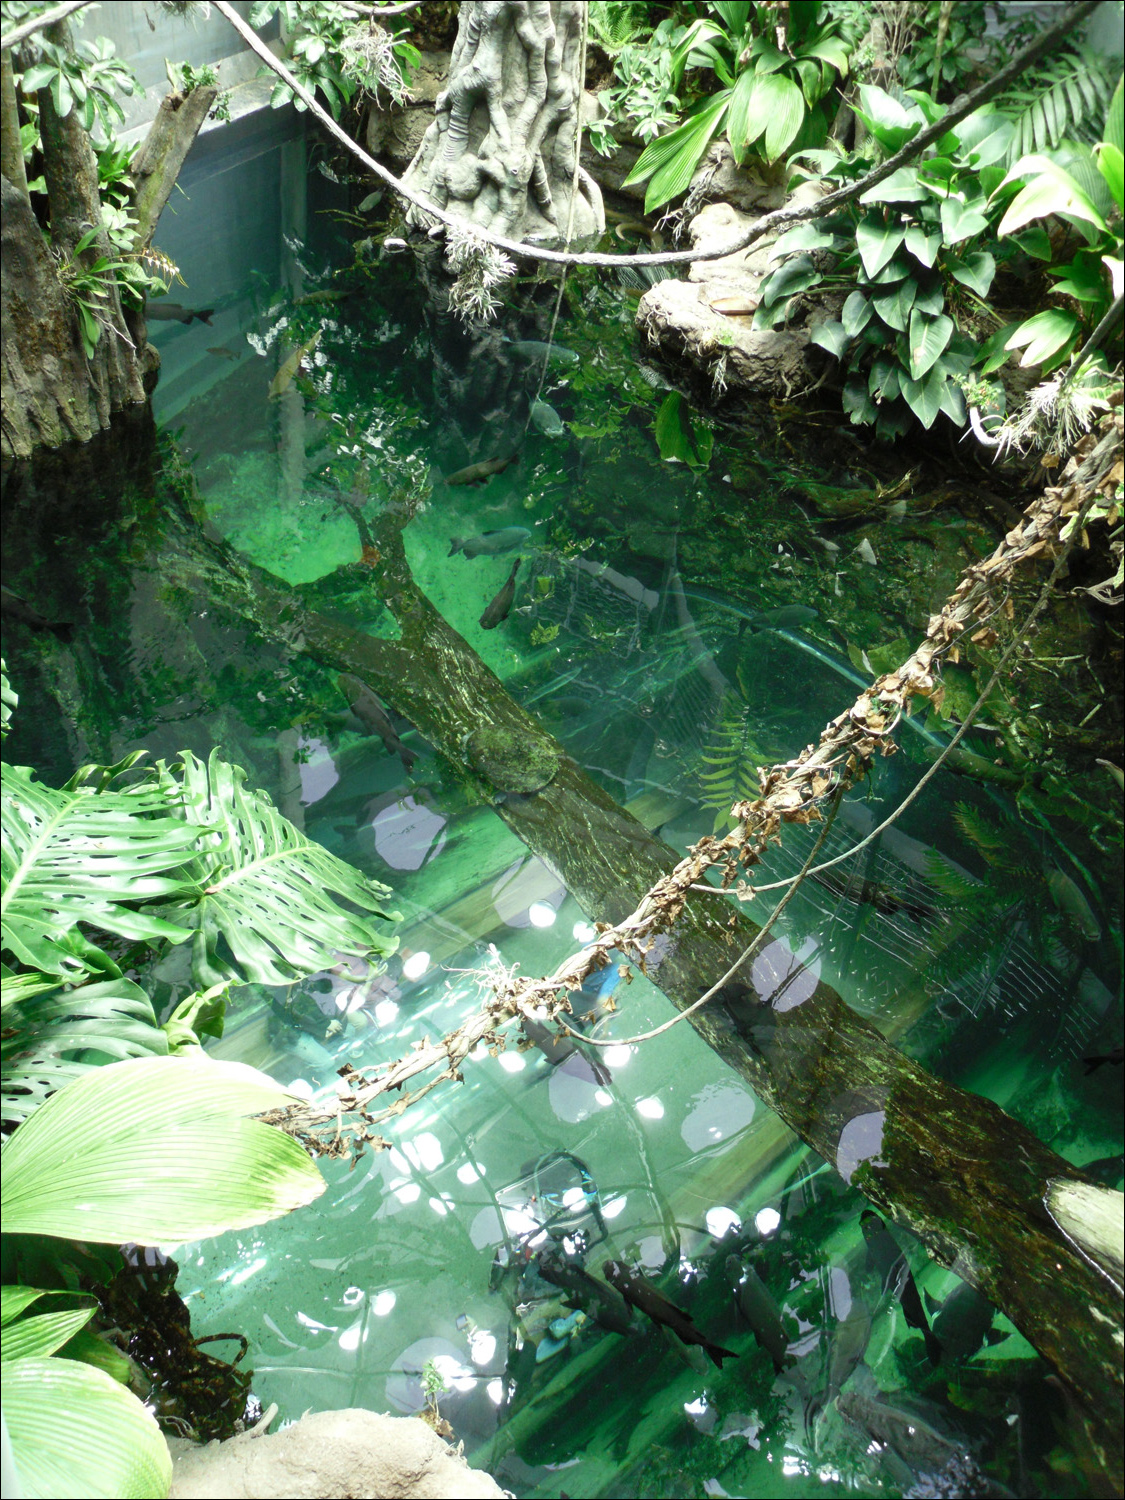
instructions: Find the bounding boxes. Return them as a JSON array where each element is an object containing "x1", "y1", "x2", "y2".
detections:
[{"x1": 2, "y1": 142, "x2": 1121, "y2": 1499}]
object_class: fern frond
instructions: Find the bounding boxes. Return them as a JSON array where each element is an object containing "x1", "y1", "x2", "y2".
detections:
[
  {"x1": 1001, "y1": 45, "x2": 1116, "y2": 163},
  {"x1": 696, "y1": 699, "x2": 770, "y2": 833}
]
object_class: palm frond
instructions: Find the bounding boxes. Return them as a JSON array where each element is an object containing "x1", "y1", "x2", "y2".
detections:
[
  {"x1": 1, "y1": 976, "x2": 167, "y2": 1129},
  {"x1": 1000, "y1": 46, "x2": 1117, "y2": 164},
  {"x1": 1, "y1": 759, "x2": 205, "y2": 980},
  {"x1": 163, "y1": 749, "x2": 401, "y2": 988},
  {"x1": 697, "y1": 700, "x2": 771, "y2": 833}
]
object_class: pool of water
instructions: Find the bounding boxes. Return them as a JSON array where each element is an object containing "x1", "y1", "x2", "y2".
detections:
[{"x1": 2, "y1": 138, "x2": 1121, "y2": 1500}]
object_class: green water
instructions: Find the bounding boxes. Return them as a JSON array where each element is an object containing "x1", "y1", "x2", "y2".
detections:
[{"x1": 2, "y1": 208, "x2": 1121, "y2": 1499}]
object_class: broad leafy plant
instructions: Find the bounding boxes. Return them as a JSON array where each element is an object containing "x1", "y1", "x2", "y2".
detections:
[
  {"x1": 18, "y1": 32, "x2": 136, "y2": 149},
  {"x1": 249, "y1": 0, "x2": 419, "y2": 119},
  {"x1": 623, "y1": 0, "x2": 860, "y2": 213},
  {"x1": 0, "y1": 664, "x2": 400, "y2": 1497}
]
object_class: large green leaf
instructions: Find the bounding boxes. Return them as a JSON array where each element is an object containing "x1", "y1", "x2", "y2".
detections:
[
  {"x1": 1095, "y1": 142, "x2": 1124, "y2": 213},
  {"x1": 1, "y1": 762, "x2": 203, "y2": 979},
  {"x1": 871, "y1": 278, "x2": 916, "y2": 333},
  {"x1": 1005, "y1": 307, "x2": 1081, "y2": 367},
  {"x1": 899, "y1": 366, "x2": 947, "y2": 428},
  {"x1": 996, "y1": 154, "x2": 1108, "y2": 236},
  {"x1": 758, "y1": 73, "x2": 806, "y2": 162},
  {"x1": 904, "y1": 224, "x2": 943, "y2": 267},
  {"x1": 946, "y1": 251, "x2": 996, "y2": 297},
  {"x1": 856, "y1": 217, "x2": 905, "y2": 279},
  {"x1": 727, "y1": 68, "x2": 762, "y2": 159},
  {"x1": 0, "y1": 659, "x2": 15, "y2": 741},
  {"x1": 2, "y1": 1304, "x2": 95, "y2": 1361},
  {"x1": 166, "y1": 749, "x2": 399, "y2": 988},
  {"x1": 1, "y1": 976, "x2": 167, "y2": 1127},
  {"x1": 859, "y1": 167, "x2": 926, "y2": 205},
  {"x1": 3, "y1": 1356, "x2": 172, "y2": 1499},
  {"x1": 907, "y1": 312, "x2": 955, "y2": 379},
  {"x1": 1, "y1": 1054, "x2": 324, "y2": 1244},
  {"x1": 841, "y1": 291, "x2": 873, "y2": 336},
  {"x1": 855, "y1": 84, "x2": 923, "y2": 152},
  {"x1": 655, "y1": 393, "x2": 712, "y2": 470},
  {"x1": 625, "y1": 92, "x2": 731, "y2": 212},
  {"x1": 939, "y1": 196, "x2": 990, "y2": 244}
]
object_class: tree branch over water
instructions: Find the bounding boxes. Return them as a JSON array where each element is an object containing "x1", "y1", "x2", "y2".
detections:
[{"x1": 215, "y1": 0, "x2": 1099, "y2": 269}]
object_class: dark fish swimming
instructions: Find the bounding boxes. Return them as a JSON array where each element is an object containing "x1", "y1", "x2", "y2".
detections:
[
  {"x1": 145, "y1": 301, "x2": 214, "y2": 324},
  {"x1": 479, "y1": 558, "x2": 521, "y2": 630},
  {"x1": 538, "y1": 1250, "x2": 633, "y2": 1336},
  {"x1": 602, "y1": 1260, "x2": 738, "y2": 1368},
  {"x1": 861, "y1": 1211, "x2": 941, "y2": 1366},
  {"x1": 748, "y1": 605, "x2": 819, "y2": 631},
  {"x1": 923, "y1": 1280, "x2": 1006, "y2": 1365},
  {"x1": 1082, "y1": 1045, "x2": 1123, "y2": 1075},
  {"x1": 449, "y1": 527, "x2": 530, "y2": 558},
  {"x1": 0, "y1": 586, "x2": 74, "y2": 640},
  {"x1": 443, "y1": 453, "x2": 519, "y2": 487},
  {"x1": 725, "y1": 1255, "x2": 791, "y2": 1371},
  {"x1": 337, "y1": 673, "x2": 416, "y2": 773}
]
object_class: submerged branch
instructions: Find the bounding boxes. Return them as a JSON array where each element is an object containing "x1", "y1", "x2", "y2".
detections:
[{"x1": 213, "y1": 0, "x2": 1099, "y2": 270}]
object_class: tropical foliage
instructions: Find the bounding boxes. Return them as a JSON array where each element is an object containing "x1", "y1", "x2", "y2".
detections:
[
  {"x1": 620, "y1": 0, "x2": 862, "y2": 212},
  {"x1": 249, "y1": 0, "x2": 420, "y2": 118},
  {"x1": 754, "y1": 71, "x2": 1123, "y2": 437},
  {"x1": 0, "y1": 662, "x2": 400, "y2": 1497}
]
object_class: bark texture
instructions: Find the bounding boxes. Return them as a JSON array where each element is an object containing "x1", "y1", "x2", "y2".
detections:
[
  {"x1": 403, "y1": 0, "x2": 603, "y2": 241},
  {"x1": 0, "y1": 26, "x2": 213, "y2": 460}
]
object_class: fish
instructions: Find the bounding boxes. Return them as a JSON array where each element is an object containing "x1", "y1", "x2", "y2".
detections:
[
  {"x1": 1045, "y1": 864, "x2": 1100, "y2": 941},
  {"x1": 923, "y1": 1281, "x2": 1007, "y2": 1365},
  {"x1": 337, "y1": 673, "x2": 416, "y2": 773},
  {"x1": 537, "y1": 1250, "x2": 634, "y2": 1336},
  {"x1": 443, "y1": 453, "x2": 519, "y2": 487},
  {"x1": 837, "y1": 1375, "x2": 984, "y2": 1479},
  {"x1": 504, "y1": 338, "x2": 579, "y2": 366},
  {"x1": 530, "y1": 400, "x2": 566, "y2": 436},
  {"x1": 145, "y1": 301, "x2": 214, "y2": 324},
  {"x1": 724, "y1": 1255, "x2": 791, "y2": 1371},
  {"x1": 206, "y1": 346, "x2": 240, "y2": 360},
  {"x1": 268, "y1": 328, "x2": 322, "y2": 399},
  {"x1": 1077, "y1": 1151, "x2": 1124, "y2": 1186},
  {"x1": 448, "y1": 527, "x2": 530, "y2": 559},
  {"x1": 1081, "y1": 1046, "x2": 1123, "y2": 1077},
  {"x1": 747, "y1": 604, "x2": 819, "y2": 631},
  {"x1": 0, "y1": 586, "x2": 74, "y2": 640},
  {"x1": 479, "y1": 558, "x2": 521, "y2": 630},
  {"x1": 861, "y1": 1211, "x2": 941, "y2": 1366},
  {"x1": 602, "y1": 1260, "x2": 738, "y2": 1368},
  {"x1": 294, "y1": 287, "x2": 353, "y2": 306}
]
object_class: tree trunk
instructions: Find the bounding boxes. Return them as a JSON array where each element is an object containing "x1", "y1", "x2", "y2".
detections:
[
  {"x1": 174, "y1": 496, "x2": 1120, "y2": 1485},
  {"x1": 403, "y1": 0, "x2": 604, "y2": 241},
  {"x1": 0, "y1": 24, "x2": 214, "y2": 461}
]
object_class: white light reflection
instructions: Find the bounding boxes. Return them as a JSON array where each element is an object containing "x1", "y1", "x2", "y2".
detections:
[
  {"x1": 409, "y1": 1132, "x2": 444, "y2": 1171},
  {"x1": 528, "y1": 901, "x2": 557, "y2": 927},
  {"x1": 602, "y1": 1195, "x2": 627, "y2": 1219},
  {"x1": 594, "y1": 1088, "x2": 613, "y2": 1107},
  {"x1": 372, "y1": 1290, "x2": 397, "y2": 1316},
  {"x1": 469, "y1": 1330, "x2": 497, "y2": 1366},
  {"x1": 286, "y1": 1079, "x2": 314, "y2": 1100},
  {"x1": 429, "y1": 1197, "x2": 449, "y2": 1216},
  {"x1": 430, "y1": 1354, "x2": 476, "y2": 1393},
  {"x1": 457, "y1": 1162, "x2": 485, "y2": 1184},
  {"x1": 705, "y1": 1207, "x2": 741, "y2": 1239},
  {"x1": 636, "y1": 1096, "x2": 664, "y2": 1119},
  {"x1": 486, "y1": 1378, "x2": 505, "y2": 1405},
  {"x1": 561, "y1": 1187, "x2": 587, "y2": 1209},
  {"x1": 755, "y1": 1206, "x2": 781, "y2": 1236},
  {"x1": 339, "y1": 1320, "x2": 363, "y2": 1352},
  {"x1": 392, "y1": 1182, "x2": 421, "y2": 1204},
  {"x1": 573, "y1": 921, "x2": 598, "y2": 942},
  {"x1": 603, "y1": 1045, "x2": 633, "y2": 1068},
  {"x1": 402, "y1": 950, "x2": 430, "y2": 981},
  {"x1": 228, "y1": 1256, "x2": 268, "y2": 1287},
  {"x1": 498, "y1": 1052, "x2": 526, "y2": 1073},
  {"x1": 374, "y1": 998, "x2": 400, "y2": 1026}
]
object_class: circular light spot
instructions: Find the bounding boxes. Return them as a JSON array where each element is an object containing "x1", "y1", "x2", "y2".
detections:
[
  {"x1": 755, "y1": 1206, "x2": 781, "y2": 1236},
  {"x1": 287, "y1": 1078, "x2": 314, "y2": 1100},
  {"x1": 374, "y1": 999, "x2": 400, "y2": 1026},
  {"x1": 636, "y1": 1096, "x2": 664, "y2": 1119},
  {"x1": 498, "y1": 1052, "x2": 526, "y2": 1073},
  {"x1": 372, "y1": 1290, "x2": 397, "y2": 1316},
  {"x1": 602, "y1": 1195, "x2": 627, "y2": 1219},
  {"x1": 402, "y1": 950, "x2": 430, "y2": 981},
  {"x1": 573, "y1": 921, "x2": 598, "y2": 942},
  {"x1": 469, "y1": 1330, "x2": 497, "y2": 1366},
  {"x1": 486, "y1": 1378, "x2": 504, "y2": 1405},
  {"x1": 705, "y1": 1206, "x2": 741, "y2": 1239},
  {"x1": 528, "y1": 901, "x2": 557, "y2": 928},
  {"x1": 393, "y1": 1182, "x2": 421, "y2": 1204},
  {"x1": 594, "y1": 1088, "x2": 613, "y2": 1107},
  {"x1": 603, "y1": 1045, "x2": 633, "y2": 1068},
  {"x1": 457, "y1": 1162, "x2": 483, "y2": 1184}
]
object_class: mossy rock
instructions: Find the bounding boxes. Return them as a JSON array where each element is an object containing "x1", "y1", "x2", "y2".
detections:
[{"x1": 466, "y1": 724, "x2": 560, "y2": 793}]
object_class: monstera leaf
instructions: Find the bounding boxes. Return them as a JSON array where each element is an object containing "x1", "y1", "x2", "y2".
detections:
[
  {"x1": 1, "y1": 975, "x2": 167, "y2": 1127},
  {"x1": 163, "y1": 749, "x2": 400, "y2": 988},
  {"x1": 1, "y1": 757, "x2": 205, "y2": 979}
]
